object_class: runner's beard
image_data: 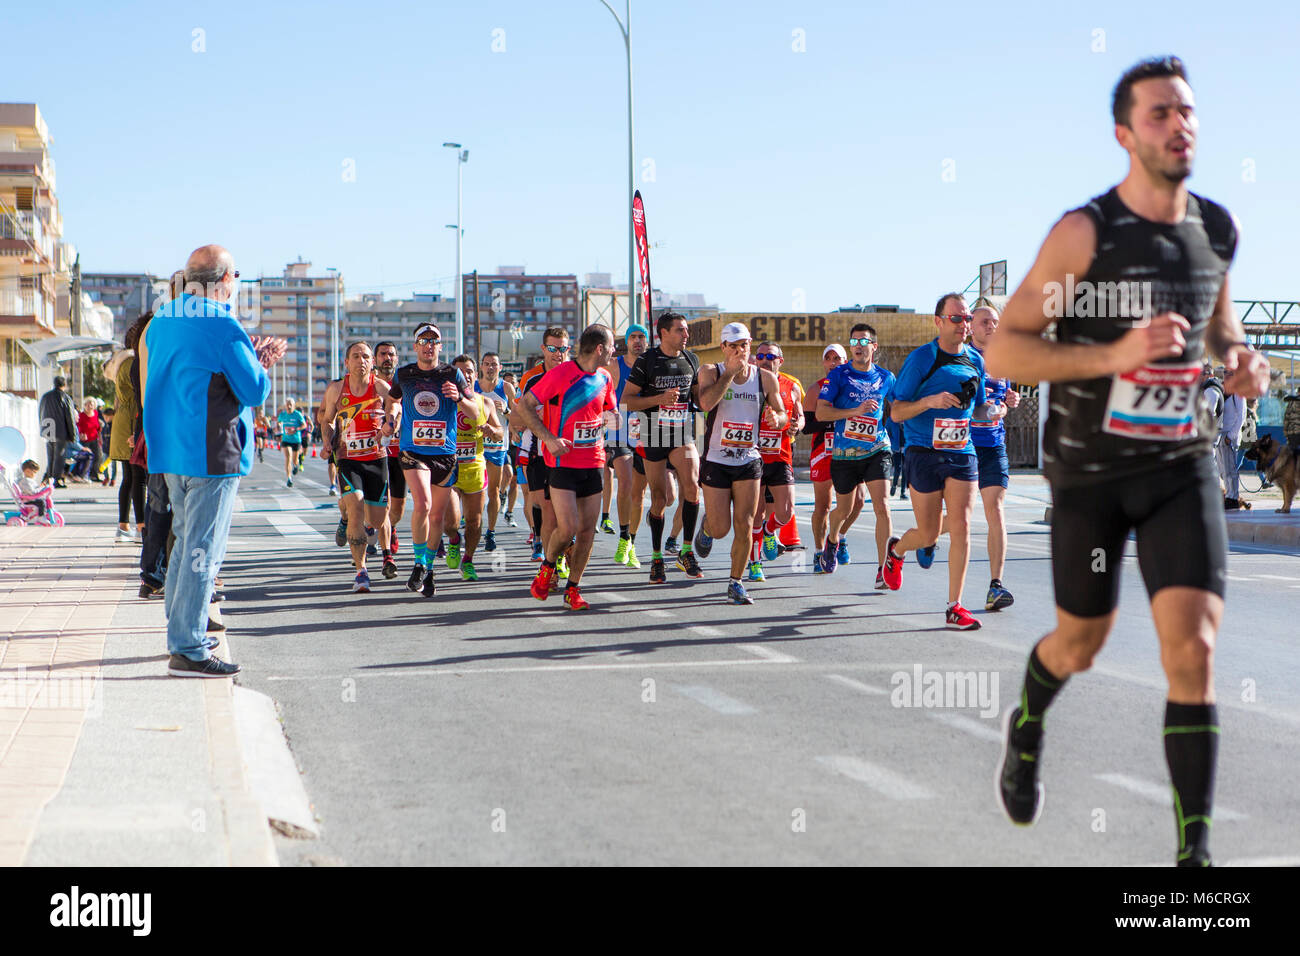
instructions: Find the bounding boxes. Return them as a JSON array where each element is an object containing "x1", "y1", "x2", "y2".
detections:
[{"x1": 1137, "y1": 137, "x2": 1192, "y2": 184}]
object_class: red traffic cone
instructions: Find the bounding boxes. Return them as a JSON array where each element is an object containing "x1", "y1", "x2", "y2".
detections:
[
  {"x1": 779, "y1": 515, "x2": 803, "y2": 549},
  {"x1": 311, "y1": 446, "x2": 317, "y2": 458}
]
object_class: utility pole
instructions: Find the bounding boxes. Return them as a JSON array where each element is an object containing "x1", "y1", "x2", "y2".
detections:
[
  {"x1": 71, "y1": 254, "x2": 83, "y2": 405},
  {"x1": 306, "y1": 299, "x2": 313, "y2": 413},
  {"x1": 472, "y1": 270, "x2": 481, "y2": 360}
]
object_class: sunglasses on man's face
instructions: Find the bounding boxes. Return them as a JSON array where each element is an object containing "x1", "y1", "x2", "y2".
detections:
[
  {"x1": 544, "y1": 344, "x2": 570, "y2": 354},
  {"x1": 943, "y1": 313, "x2": 973, "y2": 324},
  {"x1": 754, "y1": 352, "x2": 781, "y2": 361},
  {"x1": 848, "y1": 338, "x2": 875, "y2": 347},
  {"x1": 416, "y1": 337, "x2": 440, "y2": 346}
]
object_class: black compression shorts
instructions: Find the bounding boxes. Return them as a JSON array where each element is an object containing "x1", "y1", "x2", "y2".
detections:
[
  {"x1": 337, "y1": 457, "x2": 390, "y2": 506},
  {"x1": 386, "y1": 454, "x2": 406, "y2": 499},
  {"x1": 1049, "y1": 454, "x2": 1227, "y2": 618},
  {"x1": 546, "y1": 465, "x2": 604, "y2": 500}
]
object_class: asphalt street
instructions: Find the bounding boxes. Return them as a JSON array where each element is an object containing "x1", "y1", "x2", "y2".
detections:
[{"x1": 204, "y1": 455, "x2": 1300, "y2": 866}]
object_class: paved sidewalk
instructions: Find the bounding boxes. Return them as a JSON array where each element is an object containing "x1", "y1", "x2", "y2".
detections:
[{"x1": 0, "y1": 482, "x2": 277, "y2": 866}]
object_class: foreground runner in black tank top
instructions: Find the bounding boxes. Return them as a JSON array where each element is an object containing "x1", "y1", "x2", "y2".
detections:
[{"x1": 984, "y1": 56, "x2": 1271, "y2": 866}]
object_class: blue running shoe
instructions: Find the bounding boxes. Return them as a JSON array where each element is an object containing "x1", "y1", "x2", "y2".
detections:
[
  {"x1": 530, "y1": 540, "x2": 545, "y2": 562},
  {"x1": 986, "y1": 582, "x2": 1015, "y2": 611},
  {"x1": 812, "y1": 553, "x2": 825, "y2": 574},
  {"x1": 747, "y1": 561, "x2": 765, "y2": 582},
  {"x1": 484, "y1": 529, "x2": 497, "y2": 552},
  {"x1": 917, "y1": 544, "x2": 937, "y2": 570},
  {"x1": 761, "y1": 531, "x2": 780, "y2": 562},
  {"x1": 727, "y1": 580, "x2": 754, "y2": 605},
  {"x1": 836, "y1": 539, "x2": 850, "y2": 565},
  {"x1": 693, "y1": 528, "x2": 714, "y2": 559},
  {"x1": 821, "y1": 539, "x2": 837, "y2": 574}
]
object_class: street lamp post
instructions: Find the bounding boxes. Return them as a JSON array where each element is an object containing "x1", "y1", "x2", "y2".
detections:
[
  {"x1": 596, "y1": 0, "x2": 636, "y2": 328},
  {"x1": 442, "y1": 143, "x2": 468, "y2": 358},
  {"x1": 326, "y1": 266, "x2": 340, "y2": 381}
]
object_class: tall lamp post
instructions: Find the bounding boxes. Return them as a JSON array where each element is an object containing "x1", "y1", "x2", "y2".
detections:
[
  {"x1": 326, "y1": 266, "x2": 340, "y2": 381},
  {"x1": 442, "y1": 143, "x2": 468, "y2": 358},
  {"x1": 596, "y1": 0, "x2": 636, "y2": 328}
]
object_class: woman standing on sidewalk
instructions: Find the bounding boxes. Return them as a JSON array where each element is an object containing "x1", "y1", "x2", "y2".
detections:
[
  {"x1": 110, "y1": 316, "x2": 149, "y2": 544},
  {"x1": 77, "y1": 399, "x2": 103, "y2": 484}
]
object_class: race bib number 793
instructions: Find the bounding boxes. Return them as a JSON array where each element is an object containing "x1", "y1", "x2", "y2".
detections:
[{"x1": 1102, "y1": 364, "x2": 1198, "y2": 441}]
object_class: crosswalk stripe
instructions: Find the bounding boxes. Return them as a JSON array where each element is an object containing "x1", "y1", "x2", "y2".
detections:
[
  {"x1": 928, "y1": 712, "x2": 1003, "y2": 743},
  {"x1": 1094, "y1": 773, "x2": 1247, "y2": 821},
  {"x1": 815, "y1": 755, "x2": 935, "y2": 800},
  {"x1": 672, "y1": 684, "x2": 756, "y2": 715},
  {"x1": 265, "y1": 514, "x2": 328, "y2": 541},
  {"x1": 271, "y1": 493, "x2": 315, "y2": 511},
  {"x1": 824, "y1": 674, "x2": 888, "y2": 695},
  {"x1": 738, "y1": 643, "x2": 799, "y2": 663}
]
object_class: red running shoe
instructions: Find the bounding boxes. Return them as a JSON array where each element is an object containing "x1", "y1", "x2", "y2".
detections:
[
  {"x1": 390, "y1": 530, "x2": 400, "y2": 554},
  {"x1": 945, "y1": 602, "x2": 981, "y2": 631},
  {"x1": 530, "y1": 564, "x2": 555, "y2": 601},
  {"x1": 882, "y1": 536, "x2": 904, "y2": 591},
  {"x1": 563, "y1": 585, "x2": 589, "y2": 610}
]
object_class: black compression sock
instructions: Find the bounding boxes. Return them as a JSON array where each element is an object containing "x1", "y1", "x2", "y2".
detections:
[
  {"x1": 532, "y1": 506, "x2": 543, "y2": 538},
  {"x1": 1164, "y1": 702, "x2": 1219, "y2": 865},
  {"x1": 620, "y1": 524, "x2": 629, "y2": 539},
  {"x1": 681, "y1": 499, "x2": 700, "y2": 543},
  {"x1": 1015, "y1": 642, "x2": 1067, "y2": 741},
  {"x1": 648, "y1": 512, "x2": 665, "y2": 553}
]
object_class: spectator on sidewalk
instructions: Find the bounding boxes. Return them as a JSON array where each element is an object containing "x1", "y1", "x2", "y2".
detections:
[
  {"x1": 38, "y1": 375, "x2": 77, "y2": 488},
  {"x1": 1218, "y1": 365, "x2": 1247, "y2": 510},
  {"x1": 141, "y1": 243, "x2": 285, "y2": 678},
  {"x1": 16, "y1": 459, "x2": 52, "y2": 518},
  {"x1": 100, "y1": 407, "x2": 118, "y2": 486},
  {"x1": 77, "y1": 398, "x2": 103, "y2": 482},
  {"x1": 110, "y1": 318, "x2": 149, "y2": 542}
]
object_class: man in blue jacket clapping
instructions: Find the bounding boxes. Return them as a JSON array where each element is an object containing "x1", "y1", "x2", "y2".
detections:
[{"x1": 141, "y1": 245, "x2": 286, "y2": 677}]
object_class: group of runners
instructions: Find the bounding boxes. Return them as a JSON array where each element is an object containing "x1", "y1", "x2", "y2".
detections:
[{"x1": 245, "y1": 57, "x2": 1270, "y2": 866}]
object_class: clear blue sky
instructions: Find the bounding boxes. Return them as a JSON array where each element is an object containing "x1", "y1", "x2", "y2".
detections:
[{"x1": 7, "y1": 0, "x2": 1298, "y2": 313}]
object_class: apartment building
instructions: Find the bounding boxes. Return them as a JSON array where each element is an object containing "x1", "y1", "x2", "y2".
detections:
[
  {"x1": 245, "y1": 259, "x2": 344, "y2": 408},
  {"x1": 461, "y1": 267, "x2": 578, "y2": 359},
  {"x1": 342, "y1": 292, "x2": 457, "y2": 368},
  {"x1": 82, "y1": 272, "x2": 166, "y2": 341}
]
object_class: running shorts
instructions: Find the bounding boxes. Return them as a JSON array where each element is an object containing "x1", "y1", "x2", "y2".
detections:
[
  {"x1": 1049, "y1": 454, "x2": 1227, "y2": 618},
  {"x1": 337, "y1": 457, "x2": 389, "y2": 506},
  {"x1": 398, "y1": 450, "x2": 458, "y2": 488},
  {"x1": 830, "y1": 450, "x2": 890, "y2": 495},
  {"x1": 903, "y1": 447, "x2": 977, "y2": 494},
  {"x1": 387, "y1": 455, "x2": 407, "y2": 500},
  {"x1": 604, "y1": 442, "x2": 632, "y2": 465},
  {"x1": 525, "y1": 456, "x2": 551, "y2": 492},
  {"x1": 761, "y1": 460, "x2": 794, "y2": 487},
  {"x1": 455, "y1": 460, "x2": 487, "y2": 495},
  {"x1": 546, "y1": 465, "x2": 604, "y2": 500},
  {"x1": 976, "y1": 443, "x2": 1010, "y2": 490},
  {"x1": 701, "y1": 459, "x2": 762, "y2": 488}
]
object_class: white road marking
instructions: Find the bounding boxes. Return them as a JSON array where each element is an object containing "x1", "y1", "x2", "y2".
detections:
[
  {"x1": 1254, "y1": 574, "x2": 1299, "y2": 582},
  {"x1": 673, "y1": 684, "x2": 756, "y2": 715},
  {"x1": 815, "y1": 756, "x2": 935, "y2": 800},
  {"x1": 604, "y1": 592, "x2": 631, "y2": 603},
  {"x1": 824, "y1": 673, "x2": 888, "y2": 696},
  {"x1": 690, "y1": 625, "x2": 724, "y2": 638},
  {"x1": 928, "y1": 711, "x2": 1003, "y2": 743},
  {"x1": 1094, "y1": 773, "x2": 1246, "y2": 821},
  {"x1": 265, "y1": 655, "x2": 800, "y2": 681},
  {"x1": 738, "y1": 643, "x2": 799, "y2": 663},
  {"x1": 265, "y1": 514, "x2": 328, "y2": 541},
  {"x1": 645, "y1": 609, "x2": 672, "y2": 618},
  {"x1": 296, "y1": 477, "x2": 326, "y2": 490},
  {"x1": 272, "y1": 493, "x2": 315, "y2": 511}
]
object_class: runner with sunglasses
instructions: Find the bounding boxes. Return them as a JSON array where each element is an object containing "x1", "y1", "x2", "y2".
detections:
[
  {"x1": 883, "y1": 295, "x2": 985, "y2": 631},
  {"x1": 510, "y1": 327, "x2": 571, "y2": 574},
  {"x1": 816, "y1": 324, "x2": 896, "y2": 588},
  {"x1": 374, "y1": 341, "x2": 406, "y2": 556},
  {"x1": 623, "y1": 311, "x2": 704, "y2": 584},
  {"x1": 606, "y1": 324, "x2": 649, "y2": 568},
  {"x1": 474, "y1": 351, "x2": 516, "y2": 554},
  {"x1": 385, "y1": 323, "x2": 480, "y2": 598},
  {"x1": 985, "y1": 57, "x2": 1269, "y2": 865},
  {"x1": 752, "y1": 342, "x2": 804, "y2": 581}
]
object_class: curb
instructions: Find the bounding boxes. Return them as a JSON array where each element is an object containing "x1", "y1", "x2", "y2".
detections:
[{"x1": 232, "y1": 687, "x2": 320, "y2": 839}]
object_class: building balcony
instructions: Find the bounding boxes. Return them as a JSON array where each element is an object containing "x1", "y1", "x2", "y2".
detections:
[
  {"x1": 0, "y1": 285, "x2": 56, "y2": 337},
  {"x1": 0, "y1": 358, "x2": 37, "y2": 393}
]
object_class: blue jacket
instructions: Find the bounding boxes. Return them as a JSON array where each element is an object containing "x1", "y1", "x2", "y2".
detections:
[{"x1": 141, "y1": 295, "x2": 270, "y2": 478}]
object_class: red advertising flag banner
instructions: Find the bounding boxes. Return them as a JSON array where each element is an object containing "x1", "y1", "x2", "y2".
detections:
[{"x1": 632, "y1": 190, "x2": 652, "y2": 342}]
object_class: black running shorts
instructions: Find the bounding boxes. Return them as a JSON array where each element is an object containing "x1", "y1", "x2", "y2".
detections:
[
  {"x1": 761, "y1": 460, "x2": 794, "y2": 487},
  {"x1": 1049, "y1": 454, "x2": 1227, "y2": 618},
  {"x1": 525, "y1": 455, "x2": 551, "y2": 492},
  {"x1": 398, "y1": 450, "x2": 458, "y2": 488},
  {"x1": 386, "y1": 454, "x2": 406, "y2": 500},
  {"x1": 701, "y1": 458, "x2": 762, "y2": 488},
  {"x1": 546, "y1": 465, "x2": 604, "y2": 500},
  {"x1": 830, "y1": 450, "x2": 890, "y2": 495},
  {"x1": 337, "y1": 457, "x2": 389, "y2": 507}
]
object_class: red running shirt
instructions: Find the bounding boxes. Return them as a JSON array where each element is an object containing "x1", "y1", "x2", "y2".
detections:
[{"x1": 528, "y1": 360, "x2": 617, "y2": 470}]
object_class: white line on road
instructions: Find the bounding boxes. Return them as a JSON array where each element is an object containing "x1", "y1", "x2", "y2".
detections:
[
  {"x1": 815, "y1": 755, "x2": 935, "y2": 800},
  {"x1": 672, "y1": 684, "x2": 756, "y2": 715},
  {"x1": 645, "y1": 609, "x2": 672, "y2": 618},
  {"x1": 604, "y1": 592, "x2": 631, "y2": 603},
  {"x1": 1094, "y1": 773, "x2": 1247, "y2": 821},
  {"x1": 265, "y1": 655, "x2": 801, "y2": 681},
  {"x1": 824, "y1": 674, "x2": 888, "y2": 695},
  {"x1": 296, "y1": 477, "x2": 326, "y2": 490},
  {"x1": 265, "y1": 514, "x2": 328, "y2": 541},
  {"x1": 690, "y1": 625, "x2": 724, "y2": 638},
  {"x1": 738, "y1": 643, "x2": 800, "y2": 663},
  {"x1": 272, "y1": 493, "x2": 315, "y2": 511},
  {"x1": 928, "y1": 711, "x2": 1003, "y2": 743}
]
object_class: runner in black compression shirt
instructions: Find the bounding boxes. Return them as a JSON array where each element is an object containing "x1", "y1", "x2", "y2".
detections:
[
  {"x1": 622, "y1": 312, "x2": 704, "y2": 584},
  {"x1": 984, "y1": 56, "x2": 1272, "y2": 866}
]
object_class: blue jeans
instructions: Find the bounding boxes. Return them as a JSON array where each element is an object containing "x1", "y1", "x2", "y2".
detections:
[{"x1": 164, "y1": 474, "x2": 240, "y2": 660}]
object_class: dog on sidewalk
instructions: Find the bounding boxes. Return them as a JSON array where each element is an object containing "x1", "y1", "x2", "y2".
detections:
[{"x1": 1243, "y1": 435, "x2": 1297, "y2": 514}]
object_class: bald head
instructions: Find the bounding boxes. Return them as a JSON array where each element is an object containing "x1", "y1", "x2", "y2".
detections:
[{"x1": 184, "y1": 245, "x2": 236, "y2": 302}]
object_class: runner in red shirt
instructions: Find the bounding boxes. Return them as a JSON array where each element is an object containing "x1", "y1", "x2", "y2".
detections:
[{"x1": 515, "y1": 325, "x2": 619, "y2": 610}]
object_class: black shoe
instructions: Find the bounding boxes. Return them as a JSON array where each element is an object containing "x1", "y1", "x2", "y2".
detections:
[
  {"x1": 421, "y1": 569, "x2": 436, "y2": 598},
  {"x1": 138, "y1": 582, "x2": 161, "y2": 599},
  {"x1": 996, "y1": 707, "x2": 1044, "y2": 826},
  {"x1": 382, "y1": 557, "x2": 398, "y2": 579},
  {"x1": 206, "y1": 617, "x2": 226, "y2": 633},
  {"x1": 676, "y1": 550, "x2": 703, "y2": 578},
  {"x1": 335, "y1": 519, "x2": 347, "y2": 547},
  {"x1": 406, "y1": 564, "x2": 425, "y2": 592},
  {"x1": 210, "y1": 591, "x2": 224, "y2": 603},
  {"x1": 649, "y1": 558, "x2": 667, "y2": 584},
  {"x1": 167, "y1": 654, "x2": 241, "y2": 678}
]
